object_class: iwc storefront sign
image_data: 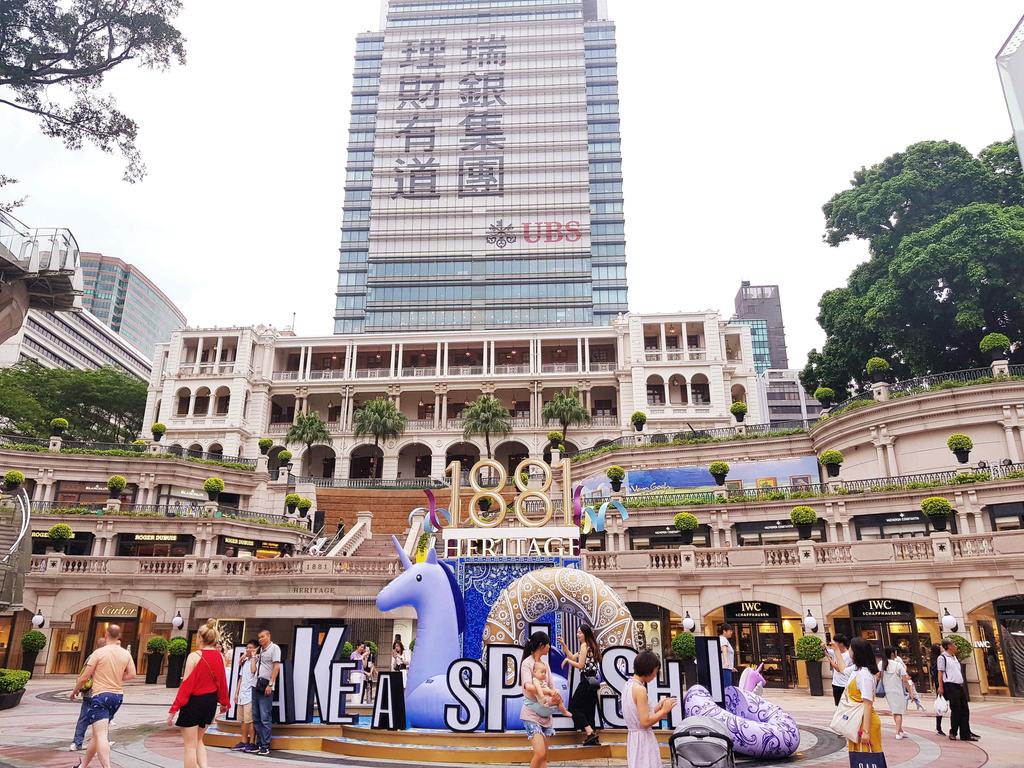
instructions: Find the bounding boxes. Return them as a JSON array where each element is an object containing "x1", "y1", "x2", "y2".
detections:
[
  {"x1": 725, "y1": 601, "x2": 781, "y2": 621},
  {"x1": 849, "y1": 599, "x2": 914, "y2": 621}
]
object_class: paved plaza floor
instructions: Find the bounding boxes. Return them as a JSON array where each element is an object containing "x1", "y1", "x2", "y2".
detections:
[{"x1": 1, "y1": 677, "x2": 1021, "y2": 767}]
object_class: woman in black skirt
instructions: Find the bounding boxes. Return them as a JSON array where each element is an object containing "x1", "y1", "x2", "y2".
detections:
[
  {"x1": 167, "y1": 619, "x2": 229, "y2": 768},
  {"x1": 559, "y1": 624, "x2": 603, "y2": 746}
]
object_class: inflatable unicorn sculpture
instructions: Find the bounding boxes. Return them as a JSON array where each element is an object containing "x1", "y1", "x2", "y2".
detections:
[{"x1": 375, "y1": 535, "x2": 465, "y2": 728}]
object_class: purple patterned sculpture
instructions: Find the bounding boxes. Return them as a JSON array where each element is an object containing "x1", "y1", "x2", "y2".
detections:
[{"x1": 683, "y1": 684, "x2": 800, "y2": 758}]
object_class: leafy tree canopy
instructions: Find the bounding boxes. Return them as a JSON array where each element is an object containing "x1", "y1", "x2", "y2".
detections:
[
  {"x1": 0, "y1": 0, "x2": 186, "y2": 181},
  {"x1": 461, "y1": 394, "x2": 511, "y2": 458},
  {"x1": 802, "y1": 139, "x2": 1024, "y2": 395},
  {"x1": 0, "y1": 360, "x2": 146, "y2": 442}
]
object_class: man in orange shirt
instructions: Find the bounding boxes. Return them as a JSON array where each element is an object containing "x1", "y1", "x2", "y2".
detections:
[{"x1": 71, "y1": 624, "x2": 136, "y2": 768}]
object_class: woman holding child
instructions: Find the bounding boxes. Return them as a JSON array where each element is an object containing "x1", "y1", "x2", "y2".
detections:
[{"x1": 520, "y1": 631, "x2": 570, "y2": 768}]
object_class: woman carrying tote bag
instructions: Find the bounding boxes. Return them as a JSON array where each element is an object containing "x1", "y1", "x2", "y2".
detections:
[{"x1": 830, "y1": 637, "x2": 883, "y2": 754}]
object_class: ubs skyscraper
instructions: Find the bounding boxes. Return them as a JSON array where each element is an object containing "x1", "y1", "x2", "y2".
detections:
[{"x1": 334, "y1": 0, "x2": 628, "y2": 333}]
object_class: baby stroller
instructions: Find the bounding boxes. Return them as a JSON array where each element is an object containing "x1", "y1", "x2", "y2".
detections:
[{"x1": 669, "y1": 716, "x2": 735, "y2": 768}]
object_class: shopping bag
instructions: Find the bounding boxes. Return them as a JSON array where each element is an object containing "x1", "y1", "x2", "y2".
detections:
[
  {"x1": 849, "y1": 748, "x2": 888, "y2": 768},
  {"x1": 875, "y1": 678, "x2": 885, "y2": 697},
  {"x1": 829, "y1": 690, "x2": 865, "y2": 742},
  {"x1": 934, "y1": 695, "x2": 949, "y2": 716}
]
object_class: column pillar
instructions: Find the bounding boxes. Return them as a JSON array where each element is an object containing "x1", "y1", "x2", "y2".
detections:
[
  {"x1": 346, "y1": 395, "x2": 355, "y2": 430},
  {"x1": 349, "y1": 344, "x2": 359, "y2": 377},
  {"x1": 584, "y1": 338, "x2": 591, "y2": 372},
  {"x1": 482, "y1": 341, "x2": 488, "y2": 373},
  {"x1": 1003, "y1": 424, "x2": 1021, "y2": 463},
  {"x1": 441, "y1": 394, "x2": 449, "y2": 428},
  {"x1": 873, "y1": 443, "x2": 887, "y2": 475},
  {"x1": 576, "y1": 337, "x2": 583, "y2": 372},
  {"x1": 306, "y1": 346, "x2": 314, "y2": 378},
  {"x1": 207, "y1": 391, "x2": 215, "y2": 416},
  {"x1": 682, "y1": 327, "x2": 690, "y2": 361},
  {"x1": 390, "y1": 344, "x2": 397, "y2": 377},
  {"x1": 188, "y1": 392, "x2": 197, "y2": 415},
  {"x1": 436, "y1": 342, "x2": 442, "y2": 375},
  {"x1": 659, "y1": 324, "x2": 667, "y2": 360},
  {"x1": 214, "y1": 336, "x2": 223, "y2": 365},
  {"x1": 397, "y1": 343, "x2": 404, "y2": 376},
  {"x1": 433, "y1": 393, "x2": 441, "y2": 429},
  {"x1": 297, "y1": 346, "x2": 307, "y2": 380},
  {"x1": 443, "y1": 342, "x2": 450, "y2": 376},
  {"x1": 194, "y1": 337, "x2": 204, "y2": 373},
  {"x1": 885, "y1": 441, "x2": 900, "y2": 475}
]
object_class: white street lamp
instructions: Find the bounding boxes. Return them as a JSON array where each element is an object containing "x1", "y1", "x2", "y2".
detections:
[
  {"x1": 941, "y1": 608, "x2": 959, "y2": 633},
  {"x1": 682, "y1": 611, "x2": 696, "y2": 632},
  {"x1": 31, "y1": 610, "x2": 45, "y2": 628},
  {"x1": 803, "y1": 610, "x2": 818, "y2": 633},
  {"x1": 171, "y1": 611, "x2": 185, "y2": 630}
]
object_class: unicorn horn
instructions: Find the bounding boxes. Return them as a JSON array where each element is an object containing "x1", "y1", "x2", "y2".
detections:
[{"x1": 391, "y1": 534, "x2": 412, "y2": 570}]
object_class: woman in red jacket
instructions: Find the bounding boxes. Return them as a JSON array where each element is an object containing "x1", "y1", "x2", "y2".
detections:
[{"x1": 167, "y1": 619, "x2": 229, "y2": 768}]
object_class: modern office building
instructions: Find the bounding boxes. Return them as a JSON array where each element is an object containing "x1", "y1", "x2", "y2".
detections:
[
  {"x1": 0, "y1": 308, "x2": 152, "y2": 380},
  {"x1": 756, "y1": 368, "x2": 823, "y2": 425},
  {"x1": 733, "y1": 281, "x2": 789, "y2": 371},
  {"x1": 997, "y1": 14, "x2": 1024, "y2": 167},
  {"x1": 729, "y1": 318, "x2": 772, "y2": 374},
  {"x1": 334, "y1": 0, "x2": 628, "y2": 333},
  {"x1": 80, "y1": 252, "x2": 186, "y2": 357}
]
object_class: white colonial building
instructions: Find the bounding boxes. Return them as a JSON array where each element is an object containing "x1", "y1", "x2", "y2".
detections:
[{"x1": 144, "y1": 312, "x2": 761, "y2": 481}]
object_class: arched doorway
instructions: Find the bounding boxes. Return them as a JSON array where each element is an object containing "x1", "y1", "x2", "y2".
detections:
[
  {"x1": 494, "y1": 440, "x2": 530, "y2": 475},
  {"x1": 207, "y1": 443, "x2": 224, "y2": 458},
  {"x1": 398, "y1": 443, "x2": 432, "y2": 479},
  {"x1": 193, "y1": 387, "x2": 211, "y2": 415},
  {"x1": 186, "y1": 443, "x2": 203, "y2": 458},
  {"x1": 350, "y1": 444, "x2": 384, "y2": 480},
  {"x1": 691, "y1": 374, "x2": 710, "y2": 405},
  {"x1": 175, "y1": 387, "x2": 190, "y2": 416},
  {"x1": 646, "y1": 374, "x2": 666, "y2": 406},
  {"x1": 731, "y1": 384, "x2": 747, "y2": 404},
  {"x1": 214, "y1": 386, "x2": 231, "y2": 415},
  {"x1": 48, "y1": 604, "x2": 162, "y2": 676},
  {"x1": 705, "y1": 601, "x2": 804, "y2": 689},
  {"x1": 267, "y1": 445, "x2": 288, "y2": 471},
  {"x1": 305, "y1": 444, "x2": 337, "y2": 479}
]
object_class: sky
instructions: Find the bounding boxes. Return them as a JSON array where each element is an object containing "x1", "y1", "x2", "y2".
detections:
[{"x1": 2, "y1": 1, "x2": 1022, "y2": 368}]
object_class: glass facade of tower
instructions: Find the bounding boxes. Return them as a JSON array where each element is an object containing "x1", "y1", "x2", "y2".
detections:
[{"x1": 333, "y1": 0, "x2": 628, "y2": 334}]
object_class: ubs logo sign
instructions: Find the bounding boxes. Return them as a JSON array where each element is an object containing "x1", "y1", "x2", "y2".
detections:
[{"x1": 486, "y1": 219, "x2": 582, "y2": 248}]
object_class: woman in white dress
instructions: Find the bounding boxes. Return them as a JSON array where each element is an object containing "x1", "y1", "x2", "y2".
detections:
[{"x1": 878, "y1": 646, "x2": 911, "y2": 739}]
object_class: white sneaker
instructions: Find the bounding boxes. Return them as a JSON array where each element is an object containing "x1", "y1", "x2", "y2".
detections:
[
  {"x1": 68, "y1": 744, "x2": 83, "y2": 751},
  {"x1": 896, "y1": 732, "x2": 905, "y2": 740}
]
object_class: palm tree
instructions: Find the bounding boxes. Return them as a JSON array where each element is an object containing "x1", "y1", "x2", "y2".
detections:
[
  {"x1": 352, "y1": 397, "x2": 407, "y2": 477},
  {"x1": 461, "y1": 394, "x2": 511, "y2": 458},
  {"x1": 285, "y1": 411, "x2": 332, "y2": 473},
  {"x1": 541, "y1": 388, "x2": 590, "y2": 449}
]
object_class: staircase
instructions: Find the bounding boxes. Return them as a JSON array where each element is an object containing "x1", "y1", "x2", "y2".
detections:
[{"x1": 0, "y1": 490, "x2": 31, "y2": 612}]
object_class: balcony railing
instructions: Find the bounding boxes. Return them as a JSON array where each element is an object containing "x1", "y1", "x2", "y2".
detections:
[
  {"x1": 354, "y1": 368, "x2": 390, "y2": 378},
  {"x1": 266, "y1": 361, "x2": 620, "y2": 382},
  {"x1": 30, "y1": 553, "x2": 398, "y2": 578},
  {"x1": 402, "y1": 366, "x2": 436, "y2": 377},
  {"x1": 448, "y1": 365, "x2": 484, "y2": 376},
  {"x1": 31, "y1": 501, "x2": 304, "y2": 527},
  {"x1": 406, "y1": 419, "x2": 435, "y2": 430},
  {"x1": 176, "y1": 363, "x2": 240, "y2": 377},
  {"x1": 541, "y1": 363, "x2": 579, "y2": 373},
  {"x1": 309, "y1": 369, "x2": 346, "y2": 380},
  {"x1": 494, "y1": 364, "x2": 530, "y2": 375},
  {"x1": 289, "y1": 476, "x2": 446, "y2": 489}
]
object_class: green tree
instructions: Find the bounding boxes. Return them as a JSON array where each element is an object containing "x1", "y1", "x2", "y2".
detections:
[
  {"x1": 0, "y1": 0, "x2": 186, "y2": 181},
  {"x1": 802, "y1": 138, "x2": 1024, "y2": 396},
  {"x1": 0, "y1": 174, "x2": 24, "y2": 213},
  {"x1": 285, "y1": 411, "x2": 332, "y2": 470},
  {"x1": 461, "y1": 394, "x2": 511, "y2": 458},
  {"x1": 541, "y1": 388, "x2": 589, "y2": 449},
  {"x1": 0, "y1": 361, "x2": 146, "y2": 442},
  {"x1": 352, "y1": 397, "x2": 407, "y2": 476}
]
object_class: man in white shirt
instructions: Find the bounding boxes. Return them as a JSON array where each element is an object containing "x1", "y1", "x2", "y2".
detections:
[
  {"x1": 719, "y1": 624, "x2": 736, "y2": 688},
  {"x1": 232, "y1": 640, "x2": 258, "y2": 753},
  {"x1": 938, "y1": 639, "x2": 978, "y2": 742},
  {"x1": 826, "y1": 634, "x2": 852, "y2": 705}
]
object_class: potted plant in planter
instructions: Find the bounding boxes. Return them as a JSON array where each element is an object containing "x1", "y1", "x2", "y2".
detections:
[
  {"x1": 943, "y1": 633, "x2": 973, "y2": 664},
  {"x1": 673, "y1": 512, "x2": 699, "y2": 545},
  {"x1": 980, "y1": 332, "x2": 1012, "y2": 361},
  {"x1": 203, "y1": 477, "x2": 225, "y2": 502},
  {"x1": 671, "y1": 632, "x2": 697, "y2": 686},
  {"x1": 145, "y1": 637, "x2": 168, "y2": 684},
  {"x1": 151, "y1": 422, "x2": 166, "y2": 442},
  {"x1": 790, "y1": 506, "x2": 817, "y2": 540},
  {"x1": 3, "y1": 470, "x2": 25, "y2": 492},
  {"x1": 795, "y1": 635, "x2": 825, "y2": 696},
  {"x1": 49, "y1": 417, "x2": 69, "y2": 436},
  {"x1": 0, "y1": 668, "x2": 30, "y2": 710},
  {"x1": 107, "y1": 475, "x2": 127, "y2": 499},
  {"x1": 708, "y1": 461, "x2": 730, "y2": 486},
  {"x1": 258, "y1": 438, "x2": 274, "y2": 455},
  {"x1": 631, "y1": 411, "x2": 647, "y2": 432},
  {"x1": 921, "y1": 496, "x2": 953, "y2": 532},
  {"x1": 285, "y1": 493, "x2": 301, "y2": 513},
  {"x1": 297, "y1": 498, "x2": 312, "y2": 518},
  {"x1": 547, "y1": 431, "x2": 563, "y2": 450},
  {"x1": 947, "y1": 434, "x2": 973, "y2": 464},
  {"x1": 277, "y1": 449, "x2": 293, "y2": 467},
  {"x1": 607, "y1": 465, "x2": 626, "y2": 492},
  {"x1": 818, "y1": 449, "x2": 844, "y2": 478},
  {"x1": 19, "y1": 630, "x2": 46, "y2": 677},
  {"x1": 729, "y1": 401, "x2": 748, "y2": 423},
  {"x1": 165, "y1": 637, "x2": 189, "y2": 688},
  {"x1": 866, "y1": 356, "x2": 890, "y2": 383},
  {"x1": 814, "y1": 387, "x2": 835, "y2": 409},
  {"x1": 47, "y1": 523, "x2": 73, "y2": 553}
]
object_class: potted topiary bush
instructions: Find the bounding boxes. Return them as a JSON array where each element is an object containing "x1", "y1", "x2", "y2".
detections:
[
  {"x1": 671, "y1": 632, "x2": 697, "y2": 686},
  {"x1": 631, "y1": 411, "x2": 647, "y2": 432},
  {"x1": 980, "y1": 332, "x2": 1012, "y2": 361},
  {"x1": 921, "y1": 496, "x2": 953, "y2": 533},
  {"x1": 795, "y1": 635, "x2": 826, "y2": 696},
  {"x1": 3, "y1": 470, "x2": 25, "y2": 492},
  {"x1": 790, "y1": 506, "x2": 817, "y2": 540},
  {"x1": 0, "y1": 668, "x2": 30, "y2": 710},
  {"x1": 165, "y1": 637, "x2": 189, "y2": 688},
  {"x1": 285, "y1": 493, "x2": 300, "y2": 513},
  {"x1": 818, "y1": 449, "x2": 844, "y2": 478},
  {"x1": 943, "y1": 633, "x2": 973, "y2": 663},
  {"x1": 19, "y1": 630, "x2": 47, "y2": 677},
  {"x1": 107, "y1": 475, "x2": 127, "y2": 499},
  {"x1": 708, "y1": 461, "x2": 729, "y2": 486},
  {"x1": 278, "y1": 449, "x2": 293, "y2": 467},
  {"x1": 50, "y1": 417, "x2": 69, "y2": 436},
  {"x1": 607, "y1": 465, "x2": 626, "y2": 492},
  {"x1": 814, "y1": 387, "x2": 835, "y2": 409},
  {"x1": 258, "y1": 437, "x2": 274, "y2": 456},
  {"x1": 145, "y1": 636, "x2": 168, "y2": 684},
  {"x1": 729, "y1": 401, "x2": 748, "y2": 423},
  {"x1": 203, "y1": 477, "x2": 225, "y2": 501},
  {"x1": 47, "y1": 523, "x2": 73, "y2": 553},
  {"x1": 547, "y1": 431, "x2": 563, "y2": 450},
  {"x1": 866, "y1": 356, "x2": 890, "y2": 383},
  {"x1": 151, "y1": 422, "x2": 166, "y2": 442},
  {"x1": 673, "y1": 512, "x2": 699, "y2": 545},
  {"x1": 297, "y1": 497, "x2": 312, "y2": 518},
  {"x1": 947, "y1": 434, "x2": 973, "y2": 464}
]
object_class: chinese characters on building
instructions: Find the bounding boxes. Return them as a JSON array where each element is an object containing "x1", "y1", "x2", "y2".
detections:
[{"x1": 391, "y1": 34, "x2": 510, "y2": 200}]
